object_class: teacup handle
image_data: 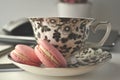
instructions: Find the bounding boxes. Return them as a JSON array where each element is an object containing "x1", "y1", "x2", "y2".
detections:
[{"x1": 85, "y1": 21, "x2": 111, "y2": 48}]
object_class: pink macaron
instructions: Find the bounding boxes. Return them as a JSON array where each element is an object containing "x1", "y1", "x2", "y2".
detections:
[
  {"x1": 10, "y1": 44, "x2": 41, "y2": 66},
  {"x1": 34, "y1": 40, "x2": 67, "y2": 68}
]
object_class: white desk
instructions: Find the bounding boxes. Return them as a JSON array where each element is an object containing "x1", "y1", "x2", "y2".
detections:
[{"x1": 0, "y1": 53, "x2": 120, "y2": 80}]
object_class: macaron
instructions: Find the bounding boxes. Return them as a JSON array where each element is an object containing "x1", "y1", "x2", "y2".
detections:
[
  {"x1": 34, "y1": 40, "x2": 67, "y2": 68},
  {"x1": 10, "y1": 44, "x2": 41, "y2": 66}
]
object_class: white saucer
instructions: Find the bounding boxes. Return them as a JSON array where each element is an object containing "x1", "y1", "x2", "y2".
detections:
[
  {"x1": 8, "y1": 56, "x2": 105, "y2": 76},
  {"x1": 8, "y1": 53, "x2": 111, "y2": 76}
]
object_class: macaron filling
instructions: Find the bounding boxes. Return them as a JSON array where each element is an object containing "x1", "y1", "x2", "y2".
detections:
[
  {"x1": 13, "y1": 50, "x2": 30, "y2": 61},
  {"x1": 38, "y1": 45, "x2": 59, "y2": 65},
  {"x1": 13, "y1": 50, "x2": 38, "y2": 64}
]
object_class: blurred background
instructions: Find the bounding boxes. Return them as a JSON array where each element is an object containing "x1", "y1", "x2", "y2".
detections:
[{"x1": 0, "y1": 0, "x2": 120, "y2": 31}]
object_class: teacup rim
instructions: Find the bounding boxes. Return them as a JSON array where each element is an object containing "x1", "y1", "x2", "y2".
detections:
[{"x1": 27, "y1": 16, "x2": 95, "y2": 21}]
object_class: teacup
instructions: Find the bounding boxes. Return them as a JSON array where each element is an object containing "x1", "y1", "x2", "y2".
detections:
[{"x1": 29, "y1": 17, "x2": 111, "y2": 58}]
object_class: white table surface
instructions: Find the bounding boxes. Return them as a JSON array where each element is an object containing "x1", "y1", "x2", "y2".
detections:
[{"x1": 0, "y1": 52, "x2": 120, "y2": 80}]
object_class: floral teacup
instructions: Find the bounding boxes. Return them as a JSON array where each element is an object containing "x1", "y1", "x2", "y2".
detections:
[{"x1": 29, "y1": 17, "x2": 111, "y2": 58}]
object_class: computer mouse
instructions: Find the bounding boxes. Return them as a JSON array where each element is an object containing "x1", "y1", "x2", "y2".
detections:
[{"x1": 2, "y1": 18, "x2": 34, "y2": 36}]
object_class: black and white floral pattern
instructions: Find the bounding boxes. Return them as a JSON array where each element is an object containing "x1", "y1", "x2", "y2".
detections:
[
  {"x1": 29, "y1": 17, "x2": 91, "y2": 57},
  {"x1": 67, "y1": 48, "x2": 112, "y2": 67}
]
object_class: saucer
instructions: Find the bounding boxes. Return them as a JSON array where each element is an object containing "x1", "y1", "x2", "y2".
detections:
[{"x1": 8, "y1": 48, "x2": 112, "y2": 76}]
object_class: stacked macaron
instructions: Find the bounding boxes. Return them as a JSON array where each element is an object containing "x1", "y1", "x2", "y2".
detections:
[
  {"x1": 35, "y1": 40, "x2": 67, "y2": 67},
  {"x1": 10, "y1": 44, "x2": 41, "y2": 66},
  {"x1": 10, "y1": 40, "x2": 67, "y2": 68}
]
